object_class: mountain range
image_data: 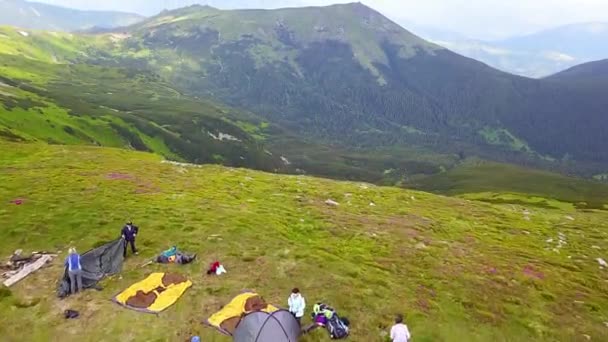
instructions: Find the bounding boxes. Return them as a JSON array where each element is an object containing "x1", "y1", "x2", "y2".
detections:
[
  {"x1": 1, "y1": 2, "x2": 607, "y2": 185},
  {"x1": 421, "y1": 22, "x2": 608, "y2": 78},
  {"x1": 0, "y1": 0, "x2": 142, "y2": 31},
  {"x1": 2, "y1": 0, "x2": 607, "y2": 78},
  {"x1": 118, "y1": 5, "x2": 608, "y2": 165}
]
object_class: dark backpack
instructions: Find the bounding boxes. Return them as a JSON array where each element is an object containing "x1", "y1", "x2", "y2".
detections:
[{"x1": 327, "y1": 314, "x2": 349, "y2": 339}]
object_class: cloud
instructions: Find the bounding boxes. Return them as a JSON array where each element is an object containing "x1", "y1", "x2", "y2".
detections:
[
  {"x1": 35, "y1": 0, "x2": 608, "y2": 39},
  {"x1": 542, "y1": 51, "x2": 576, "y2": 62}
]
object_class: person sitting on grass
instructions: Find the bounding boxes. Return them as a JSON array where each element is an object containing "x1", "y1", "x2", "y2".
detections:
[
  {"x1": 302, "y1": 303, "x2": 333, "y2": 333},
  {"x1": 64, "y1": 247, "x2": 82, "y2": 294},
  {"x1": 390, "y1": 314, "x2": 411, "y2": 342}
]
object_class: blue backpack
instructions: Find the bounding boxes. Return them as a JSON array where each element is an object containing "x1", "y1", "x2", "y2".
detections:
[{"x1": 327, "y1": 313, "x2": 349, "y2": 339}]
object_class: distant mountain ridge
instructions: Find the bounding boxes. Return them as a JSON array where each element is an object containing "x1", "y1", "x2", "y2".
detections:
[
  {"x1": 0, "y1": 0, "x2": 143, "y2": 31},
  {"x1": 420, "y1": 22, "x2": 608, "y2": 77}
]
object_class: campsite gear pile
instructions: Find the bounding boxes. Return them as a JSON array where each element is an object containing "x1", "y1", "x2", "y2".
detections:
[
  {"x1": 206, "y1": 261, "x2": 227, "y2": 275},
  {"x1": 156, "y1": 246, "x2": 196, "y2": 265},
  {"x1": 113, "y1": 272, "x2": 192, "y2": 313},
  {"x1": 207, "y1": 292, "x2": 300, "y2": 341},
  {"x1": 57, "y1": 239, "x2": 125, "y2": 298},
  {"x1": 46, "y1": 221, "x2": 353, "y2": 340},
  {"x1": 2, "y1": 249, "x2": 55, "y2": 287},
  {"x1": 306, "y1": 303, "x2": 350, "y2": 339}
]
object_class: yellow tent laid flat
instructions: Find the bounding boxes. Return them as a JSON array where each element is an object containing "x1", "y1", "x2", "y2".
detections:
[
  {"x1": 207, "y1": 292, "x2": 279, "y2": 335},
  {"x1": 113, "y1": 272, "x2": 192, "y2": 313}
]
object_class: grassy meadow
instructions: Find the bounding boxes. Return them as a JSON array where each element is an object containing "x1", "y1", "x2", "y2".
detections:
[{"x1": 1, "y1": 142, "x2": 607, "y2": 341}]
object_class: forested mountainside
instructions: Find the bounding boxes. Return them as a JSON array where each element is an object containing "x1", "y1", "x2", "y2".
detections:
[
  {"x1": 546, "y1": 59, "x2": 608, "y2": 82},
  {"x1": 0, "y1": 28, "x2": 285, "y2": 171},
  {"x1": 111, "y1": 4, "x2": 608, "y2": 167}
]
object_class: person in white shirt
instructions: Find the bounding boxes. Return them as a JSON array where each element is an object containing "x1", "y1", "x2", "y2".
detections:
[
  {"x1": 287, "y1": 288, "x2": 306, "y2": 325},
  {"x1": 390, "y1": 314, "x2": 411, "y2": 342}
]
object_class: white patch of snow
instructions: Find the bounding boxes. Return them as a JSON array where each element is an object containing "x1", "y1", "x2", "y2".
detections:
[
  {"x1": 18, "y1": 30, "x2": 29, "y2": 37},
  {"x1": 325, "y1": 199, "x2": 339, "y2": 206},
  {"x1": 207, "y1": 131, "x2": 241, "y2": 142},
  {"x1": 161, "y1": 160, "x2": 202, "y2": 168},
  {"x1": 109, "y1": 33, "x2": 131, "y2": 42},
  {"x1": 280, "y1": 156, "x2": 291, "y2": 165}
]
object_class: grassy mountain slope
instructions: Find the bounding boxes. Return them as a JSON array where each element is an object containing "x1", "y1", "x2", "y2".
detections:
[
  {"x1": 413, "y1": 160, "x2": 608, "y2": 208},
  {"x1": 109, "y1": 3, "x2": 608, "y2": 172},
  {"x1": 0, "y1": 0, "x2": 143, "y2": 31},
  {"x1": 0, "y1": 26, "x2": 285, "y2": 171},
  {"x1": 1, "y1": 142, "x2": 608, "y2": 341}
]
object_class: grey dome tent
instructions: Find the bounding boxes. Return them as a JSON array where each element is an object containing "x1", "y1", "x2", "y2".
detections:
[
  {"x1": 57, "y1": 238, "x2": 125, "y2": 298},
  {"x1": 233, "y1": 309, "x2": 300, "y2": 342}
]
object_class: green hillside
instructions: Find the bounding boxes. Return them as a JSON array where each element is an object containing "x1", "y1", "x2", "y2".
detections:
[
  {"x1": 412, "y1": 160, "x2": 608, "y2": 208},
  {"x1": 0, "y1": 26, "x2": 284, "y2": 171},
  {"x1": 1, "y1": 142, "x2": 608, "y2": 341}
]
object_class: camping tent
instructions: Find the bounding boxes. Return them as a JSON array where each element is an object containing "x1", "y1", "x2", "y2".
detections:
[
  {"x1": 57, "y1": 238, "x2": 124, "y2": 298},
  {"x1": 207, "y1": 292, "x2": 300, "y2": 342},
  {"x1": 234, "y1": 310, "x2": 301, "y2": 342}
]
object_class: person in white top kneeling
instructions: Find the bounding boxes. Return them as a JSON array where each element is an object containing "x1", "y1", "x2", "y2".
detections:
[{"x1": 390, "y1": 314, "x2": 411, "y2": 342}]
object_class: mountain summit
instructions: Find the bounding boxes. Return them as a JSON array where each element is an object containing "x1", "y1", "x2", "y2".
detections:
[{"x1": 130, "y1": 2, "x2": 438, "y2": 84}]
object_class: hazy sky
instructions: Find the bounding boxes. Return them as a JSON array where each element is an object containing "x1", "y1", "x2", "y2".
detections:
[{"x1": 34, "y1": 0, "x2": 608, "y2": 40}]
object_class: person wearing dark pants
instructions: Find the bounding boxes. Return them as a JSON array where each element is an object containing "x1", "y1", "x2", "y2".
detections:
[
  {"x1": 65, "y1": 247, "x2": 83, "y2": 294},
  {"x1": 121, "y1": 221, "x2": 139, "y2": 257}
]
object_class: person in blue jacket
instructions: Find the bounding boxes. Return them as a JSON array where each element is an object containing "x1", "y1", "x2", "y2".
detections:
[
  {"x1": 65, "y1": 247, "x2": 82, "y2": 294},
  {"x1": 121, "y1": 221, "x2": 139, "y2": 257}
]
